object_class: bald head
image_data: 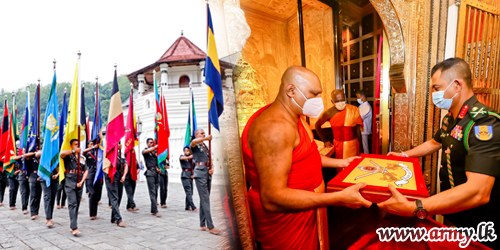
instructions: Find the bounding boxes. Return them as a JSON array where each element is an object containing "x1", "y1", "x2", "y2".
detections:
[
  {"x1": 280, "y1": 66, "x2": 321, "y2": 93},
  {"x1": 331, "y1": 89, "x2": 346, "y2": 102}
]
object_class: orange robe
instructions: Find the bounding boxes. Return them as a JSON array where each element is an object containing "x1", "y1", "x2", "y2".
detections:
[
  {"x1": 330, "y1": 104, "x2": 363, "y2": 159},
  {"x1": 242, "y1": 105, "x2": 329, "y2": 250}
]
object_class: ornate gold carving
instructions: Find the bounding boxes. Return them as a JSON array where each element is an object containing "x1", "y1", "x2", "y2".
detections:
[{"x1": 393, "y1": 93, "x2": 410, "y2": 152}]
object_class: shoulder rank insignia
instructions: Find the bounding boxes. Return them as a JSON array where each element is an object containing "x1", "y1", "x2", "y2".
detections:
[
  {"x1": 458, "y1": 105, "x2": 469, "y2": 119},
  {"x1": 474, "y1": 125, "x2": 493, "y2": 141},
  {"x1": 450, "y1": 125, "x2": 463, "y2": 141},
  {"x1": 470, "y1": 107, "x2": 488, "y2": 119}
]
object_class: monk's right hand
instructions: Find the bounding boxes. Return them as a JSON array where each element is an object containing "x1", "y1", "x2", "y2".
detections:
[
  {"x1": 337, "y1": 182, "x2": 372, "y2": 209},
  {"x1": 387, "y1": 152, "x2": 402, "y2": 157},
  {"x1": 324, "y1": 141, "x2": 332, "y2": 148}
]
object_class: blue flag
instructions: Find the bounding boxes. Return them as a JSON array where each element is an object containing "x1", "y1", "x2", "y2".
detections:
[
  {"x1": 183, "y1": 90, "x2": 198, "y2": 147},
  {"x1": 92, "y1": 89, "x2": 104, "y2": 185},
  {"x1": 20, "y1": 90, "x2": 30, "y2": 171},
  {"x1": 27, "y1": 85, "x2": 40, "y2": 153},
  {"x1": 59, "y1": 92, "x2": 68, "y2": 148},
  {"x1": 39, "y1": 72, "x2": 59, "y2": 185}
]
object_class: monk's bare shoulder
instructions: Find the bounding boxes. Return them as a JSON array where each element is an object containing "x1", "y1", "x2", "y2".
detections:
[{"x1": 248, "y1": 107, "x2": 297, "y2": 151}]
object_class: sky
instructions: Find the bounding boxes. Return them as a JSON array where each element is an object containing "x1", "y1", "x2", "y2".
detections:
[{"x1": 0, "y1": 0, "x2": 207, "y2": 92}]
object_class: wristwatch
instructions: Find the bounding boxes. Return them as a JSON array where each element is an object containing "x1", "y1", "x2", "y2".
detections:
[
  {"x1": 72, "y1": 150, "x2": 75, "y2": 154},
  {"x1": 414, "y1": 199, "x2": 428, "y2": 219}
]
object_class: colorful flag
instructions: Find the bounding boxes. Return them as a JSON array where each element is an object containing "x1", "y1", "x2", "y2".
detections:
[
  {"x1": 124, "y1": 90, "x2": 138, "y2": 181},
  {"x1": 104, "y1": 68, "x2": 125, "y2": 183},
  {"x1": 92, "y1": 83, "x2": 104, "y2": 185},
  {"x1": 59, "y1": 92, "x2": 68, "y2": 148},
  {"x1": 27, "y1": 85, "x2": 40, "y2": 153},
  {"x1": 3, "y1": 112, "x2": 17, "y2": 177},
  {"x1": 59, "y1": 58, "x2": 80, "y2": 183},
  {"x1": 79, "y1": 84, "x2": 87, "y2": 150},
  {"x1": 184, "y1": 90, "x2": 198, "y2": 147},
  {"x1": 205, "y1": 5, "x2": 224, "y2": 131},
  {"x1": 13, "y1": 104, "x2": 18, "y2": 141},
  {"x1": 0, "y1": 101, "x2": 9, "y2": 163},
  {"x1": 156, "y1": 95, "x2": 170, "y2": 171},
  {"x1": 39, "y1": 71, "x2": 59, "y2": 185},
  {"x1": 20, "y1": 90, "x2": 30, "y2": 171}
]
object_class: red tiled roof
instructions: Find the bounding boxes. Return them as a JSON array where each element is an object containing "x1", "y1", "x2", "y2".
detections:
[{"x1": 157, "y1": 36, "x2": 206, "y2": 63}]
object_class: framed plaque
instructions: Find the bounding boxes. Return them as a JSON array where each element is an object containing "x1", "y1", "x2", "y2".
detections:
[{"x1": 327, "y1": 154, "x2": 429, "y2": 203}]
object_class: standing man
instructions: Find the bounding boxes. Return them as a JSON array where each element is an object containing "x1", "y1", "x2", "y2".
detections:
[
  {"x1": 0, "y1": 162, "x2": 6, "y2": 207},
  {"x1": 142, "y1": 138, "x2": 161, "y2": 218},
  {"x1": 84, "y1": 141, "x2": 101, "y2": 220},
  {"x1": 8, "y1": 156, "x2": 20, "y2": 210},
  {"x1": 382, "y1": 58, "x2": 500, "y2": 249},
  {"x1": 159, "y1": 159, "x2": 169, "y2": 209},
  {"x1": 315, "y1": 90, "x2": 364, "y2": 159},
  {"x1": 39, "y1": 163, "x2": 59, "y2": 227},
  {"x1": 104, "y1": 143, "x2": 127, "y2": 227},
  {"x1": 16, "y1": 151, "x2": 30, "y2": 214},
  {"x1": 124, "y1": 157, "x2": 139, "y2": 212},
  {"x1": 60, "y1": 139, "x2": 88, "y2": 235},
  {"x1": 190, "y1": 129, "x2": 220, "y2": 235},
  {"x1": 26, "y1": 147, "x2": 42, "y2": 220},
  {"x1": 356, "y1": 91, "x2": 372, "y2": 154},
  {"x1": 180, "y1": 147, "x2": 197, "y2": 211}
]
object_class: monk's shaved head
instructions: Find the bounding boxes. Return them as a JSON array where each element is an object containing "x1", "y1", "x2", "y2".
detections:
[
  {"x1": 331, "y1": 89, "x2": 345, "y2": 102},
  {"x1": 280, "y1": 66, "x2": 321, "y2": 93}
]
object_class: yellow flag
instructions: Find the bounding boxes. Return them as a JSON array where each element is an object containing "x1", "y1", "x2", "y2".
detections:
[{"x1": 59, "y1": 59, "x2": 80, "y2": 183}]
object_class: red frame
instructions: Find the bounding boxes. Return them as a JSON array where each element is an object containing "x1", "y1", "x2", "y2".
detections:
[{"x1": 327, "y1": 154, "x2": 429, "y2": 203}]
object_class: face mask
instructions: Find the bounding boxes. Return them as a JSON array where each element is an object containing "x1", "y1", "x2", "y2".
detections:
[
  {"x1": 357, "y1": 99, "x2": 363, "y2": 105},
  {"x1": 334, "y1": 101, "x2": 346, "y2": 111},
  {"x1": 291, "y1": 87, "x2": 324, "y2": 118},
  {"x1": 432, "y1": 80, "x2": 459, "y2": 110}
]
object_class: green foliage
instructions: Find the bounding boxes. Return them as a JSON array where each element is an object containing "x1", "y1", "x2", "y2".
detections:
[{"x1": 0, "y1": 75, "x2": 134, "y2": 131}]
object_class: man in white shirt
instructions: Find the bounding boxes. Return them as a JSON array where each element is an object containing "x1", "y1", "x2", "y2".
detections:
[{"x1": 356, "y1": 91, "x2": 373, "y2": 154}]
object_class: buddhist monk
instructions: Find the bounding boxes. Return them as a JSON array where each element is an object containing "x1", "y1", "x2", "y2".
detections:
[
  {"x1": 241, "y1": 66, "x2": 372, "y2": 250},
  {"x1": 315, "y1": 90, "x2": 364, "y2": 159}
]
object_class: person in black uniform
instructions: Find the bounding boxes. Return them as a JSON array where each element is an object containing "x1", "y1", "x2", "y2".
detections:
[
  {"x1": 15, "y1": 153, "x2": 30, "y2": 214},
  {"x1": 180, "y1": 146, "x2": 197, "y2": 211},
  {"x1": 25, "y1": 147, "x2": 42, "y2": 220},
  {"x1": 85, "y1": 141, "x2": 101, "y2": 220},
  {"x1": 190, "y1": 129, "x2": 220, "y2": 235},
  {"x1": 60, "y1": 139, "x2": 89, "y2": 236},
  {"x1": 104, "y1": 142, "x2": 127, "y2": 227},
  {"x1": 40, "y1": 164, "x2": 59, "y2": 228},
  {"x1": 159, "y1": 159, "x2": 169, "y2": 209},
  {"x1": 56, "y1": 172, "x2": 67, "y2": 209},
  {"x1": 124, "y1": 156, "x2": 139, "y2": 212},
  {"x1": 0, "y1": 162, "x2": 7, "y2": 207},
  {"x1": 8, "y1": 155, "x2": 20, "y2": 210},
  {"x1": 143, "y1": 138, "x2": 162, "y2": 217},
  {"x1": 383, "y1": 58, "x2": 500, "y2": 249}
]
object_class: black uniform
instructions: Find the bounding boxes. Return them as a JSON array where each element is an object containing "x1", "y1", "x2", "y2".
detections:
[
  {"x1": 433, "y1": 96, "x2": 500, "y2": 249},
  {"x1": 8, "y1": 162, "x2": 20, "y2": 208},
  {"x1": 16, "y1": 160, "x2": 30, "y2": 211},
  {"x1": 86, "y1": 149, "x2": 102, "y2": 218},
  {"x1": 40, "y1": 168, "x2": 58, "y2": 220},
  {"x1": 191, "y1": 141, "x2": 214, "y2": 229},
  {"x1": 0, "y1": 163, "x2": 7, "y2": 205},
  {"x1": 180, "y1": 154, "x2": 196, "y2": 210},
  {"x1": 63, "y1": 153, "x2": 87, "y2": 230},
  {"x1": 104, "y1": 155, "x2": 125, "y2": 224},
  {"x1": 143, "y1": 148, "x2": 159, "y2": 214},
  {"x1": 27, "y1": 156, "x2": 42, "y2": 217},
  {"x1": 56, "y1": 178, "x2": 67, "y2": 208},
  {"x1": 124, "y1": 155, "x2": 139, "y2": 210},
  {"x1": 159, "y1": 160, "x2": 169, "y2": 207}
]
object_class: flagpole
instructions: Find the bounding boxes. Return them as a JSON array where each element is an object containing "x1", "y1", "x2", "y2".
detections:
[
  {"x1": 37, "y1": 79, "x2": 40, "y2": 148},
  {"x1": 206, "y1": 1, "x2": 212, "y2": 172}
]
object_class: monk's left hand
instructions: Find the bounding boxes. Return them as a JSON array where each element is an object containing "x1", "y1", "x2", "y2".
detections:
[
  {"x1": 377, "y1": 184, "x2": 415, "y2": 217},
  {"x1": 341, "y1": 156, "x2": 361, "y2": 168}
]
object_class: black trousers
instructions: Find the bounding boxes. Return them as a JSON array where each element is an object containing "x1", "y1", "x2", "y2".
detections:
[
  {"x1": 65, "y1": 185, "x2": 82, "y2": 230},
  {"x1": 146, "y1": 175, "x2": 159, "y2": 214},
  {"x1": 29, "y1": 181, "x2": 42, "y2": 216},
  {"x1": 105, "y1": 174, "x2": 123, "y2": 224},
  {"x1": 8, "y1": 177, "x2": 19, "y2": 208},
  {"x1": 0, "y1": 178, "x2": 7, "y2": 204},
  {"x1": 18, "y1": 178, "x2": 30, "y2": 211},
  {"x1": 41, "y1": 179, "x2": 58, "y2": 220},
  {"x1": 195, "y1": 176, "x2": 213, "y2": 228},
  {"x1": 56, "y1": 179, "x2": 66, "y2": 206},
  {"x1": 89, "y1": 180, "x2": 103, "y2": 217},
  {"x1": 159, "y1": 173, "x2": 168, "y2": 206},
  {"x1": 181, "y1": 177, "x2": 196, "y2": 210},
  {"x1": 124, "y1": 179, "x2": 136, "y2": 209}
]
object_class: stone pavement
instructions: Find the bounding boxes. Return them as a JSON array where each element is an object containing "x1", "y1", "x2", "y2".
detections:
[{"x1": 0, "y1": 173, "x2": 230, "y2": 250}]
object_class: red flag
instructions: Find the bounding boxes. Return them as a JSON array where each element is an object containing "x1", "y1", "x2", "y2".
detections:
[
  {"x1": 105, "y1": 69, "x2": 125, "y2": 183},
  {"x1": 124, "y1": 91, "x2": 137, "y2": 181},
  {"x1": 3, "y1": 113, "x2": 17, "y2": 176},
  {"x1": 0, "y1": 101, "x2": 9, "y2": 166},
  {"x1": 156, "y1": 95, "x2": 170, "y2": 170}
]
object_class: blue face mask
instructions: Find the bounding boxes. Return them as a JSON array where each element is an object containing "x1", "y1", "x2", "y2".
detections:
[
  {"x1": 357, "y1": 99, "x2": 363, "y2": 105},
  {"x1": 432, "y1": 80, "x2": 459, "y2": 110}
]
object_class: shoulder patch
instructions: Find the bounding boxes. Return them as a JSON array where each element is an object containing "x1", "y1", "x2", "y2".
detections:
[{"x1": 474, "y1": 125, "x2": 493, "y2": 141}]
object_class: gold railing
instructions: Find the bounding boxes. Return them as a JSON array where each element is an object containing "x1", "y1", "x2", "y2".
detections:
[{"x1": 456, "y1": 0, "x2": 500, "y2": 111}]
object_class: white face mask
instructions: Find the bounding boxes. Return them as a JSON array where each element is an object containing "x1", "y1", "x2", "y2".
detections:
[
  {"x1": 357, "y1": 99, "x2": 363, "y2": 105},
  {"x1": 334, "y1": 101, "x2": 346, "y2": 111},
  {"x1": 432, "y1": 80, "x2": 459, "y2": 110},
  {"x1": 291, "y1": 87, "x2": 324, "y2": 118}
]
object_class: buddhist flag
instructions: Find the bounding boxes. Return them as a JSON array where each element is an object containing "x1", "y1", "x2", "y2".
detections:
[
  {"x1": 92, "y1": 84, "x2": 104, "y2": 185},
  {"x1": 104, "y1": 68, "x2": 125, "y2": 183},
  {"x1": 205, "y1": 4, "x2": 224, "y2": 131},
  {"x1": 39, "y1": 71, "x2": 59, "y2": 185},
  {"x1": 0, "y1": 101, "x2": 9, "y2": 163},
  {"x1": 59, "y1": 58, "x2": 80, "y2": 183},
  {"x1": 27, "y1": 85, "x2": 40, "y2": 153},
  {"x1": 3, "y1": 112, "x2": 17, "y2": 177},
  {"x1": 184, "y1": 90, "x2": 198, "y2": 147},
  {"x1": 124, "y1": 91, "x2": 138, "y2": 181}
]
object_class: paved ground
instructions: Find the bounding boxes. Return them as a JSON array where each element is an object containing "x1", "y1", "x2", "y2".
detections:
[{"x1": 0, "y1": 173, "x2": 230, "y2": 249}]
